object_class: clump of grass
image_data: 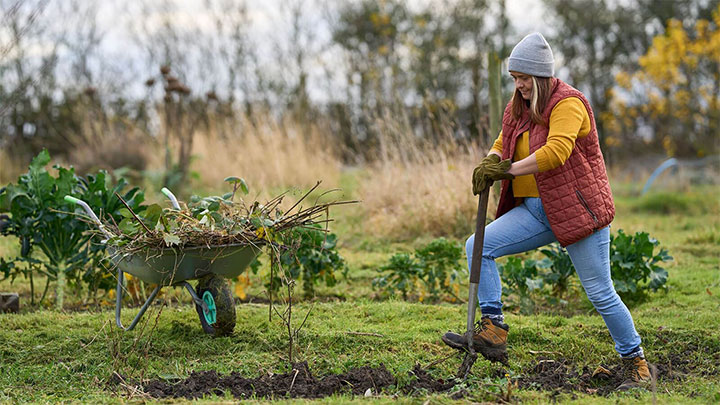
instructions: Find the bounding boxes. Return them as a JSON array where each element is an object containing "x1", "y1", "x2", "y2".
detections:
[
  {"x1": 631, "y1": 191, "x2": 717, "y2": 215},
  {"x1": 685, "y1": 229, "x2": 720, "y2": 245}
]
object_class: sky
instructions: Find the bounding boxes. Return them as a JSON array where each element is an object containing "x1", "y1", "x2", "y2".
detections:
[{"x1": 7, "y1": 0, "x2": 552, "y2": 103}]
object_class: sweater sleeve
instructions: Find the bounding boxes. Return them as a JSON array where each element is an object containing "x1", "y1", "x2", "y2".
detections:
[
  {"x1": 490, "y1": 131, "x2": 503, "y2": 155},
  {"x1": 535, "y1": 97, "x2": 588, "y2": 172}
]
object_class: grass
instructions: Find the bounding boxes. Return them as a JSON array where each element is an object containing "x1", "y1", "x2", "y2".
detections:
[{"x1": 1, "y1": 180, "x2": 719, "y2": 403}]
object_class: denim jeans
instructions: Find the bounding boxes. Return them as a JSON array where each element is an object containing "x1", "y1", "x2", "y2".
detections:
[{"x1": 465, "y1": 197, "x2": 642, "y2": 357}]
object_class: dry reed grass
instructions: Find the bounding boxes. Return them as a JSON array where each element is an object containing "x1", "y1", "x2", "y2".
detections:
[
  {"x1": 66, "y1": 121, "x2": 152, "y2": 177},
  {"x1": 189, "y1": 114, "x2": 342, "y2": 194},
  {"x1": 357, "y1": 109, "x2": 494, "y2": 240},
  {"x1": 0, "y1": 149, "x2": 26, "y2": 183},
  {"x1": 3, "y1": 104, "x2": 490, "y2": 242}
]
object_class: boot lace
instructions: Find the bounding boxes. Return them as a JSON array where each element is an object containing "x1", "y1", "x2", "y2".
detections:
[
  {"x1": 473, "y1": 319, "x2": 488, "y2": 333},
  {"x1": 621, "y1": 358, "x2": 642, "y2": 383}
]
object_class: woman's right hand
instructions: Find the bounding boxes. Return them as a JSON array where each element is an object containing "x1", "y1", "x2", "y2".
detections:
[
  {"x1": 473, "y1": 154, "x2": 514, "y2": 195},
  {"x1": 472, "y1": 154, "x2": 500, "y2": 195}
]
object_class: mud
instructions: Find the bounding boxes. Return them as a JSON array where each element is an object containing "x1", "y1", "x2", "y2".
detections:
[
  {"x1": 517, "y1": 350, "x2": 712, "y2": 396},
  {"x1": 403, "y1": 364, "x2": 456, "y2": 394},
  {"x1": 143, "y1": 362, "x2": 396, "y2": 400},
  {"x1": 139, "y1": 361, "x2": 467, "y2": 400},
  {"x1": 137, "y1": 338, "x2": 717, "y2": 401}
]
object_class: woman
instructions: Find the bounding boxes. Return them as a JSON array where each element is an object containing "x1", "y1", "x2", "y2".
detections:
[{"x1": 441, "y1": 33, "x2": 652, "y2": 391}]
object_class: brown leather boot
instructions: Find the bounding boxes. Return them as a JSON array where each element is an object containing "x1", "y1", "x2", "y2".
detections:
[
  {"x1": 441, "y1": 317, "x2": 509, "y2": 364},
  {"x1": 616, "y1": 356, "x2": 653, "y2": 391}
]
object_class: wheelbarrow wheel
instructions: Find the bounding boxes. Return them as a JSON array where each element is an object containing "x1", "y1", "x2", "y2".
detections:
[{"x1": 195, "y1": 275, "x2": 236, "y2": 337}]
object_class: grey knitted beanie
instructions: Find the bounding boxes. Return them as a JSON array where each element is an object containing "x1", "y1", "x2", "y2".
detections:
[{"x1": 508, "y1": 33, "x2": 555, "y2": 77}]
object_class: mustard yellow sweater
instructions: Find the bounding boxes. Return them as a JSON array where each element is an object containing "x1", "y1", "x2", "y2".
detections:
[{"x1": 490, "y1": 97, "x2": 591, "y2": 197}]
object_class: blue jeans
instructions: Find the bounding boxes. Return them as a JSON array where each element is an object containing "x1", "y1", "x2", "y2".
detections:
[{"x1": 465, "y1": 197, "x2": 642, "y2": 357}]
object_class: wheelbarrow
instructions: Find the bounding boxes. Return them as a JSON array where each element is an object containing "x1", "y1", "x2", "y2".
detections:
[{"x1": 64, "y1": 188, "x2": 262, "y2": 337}]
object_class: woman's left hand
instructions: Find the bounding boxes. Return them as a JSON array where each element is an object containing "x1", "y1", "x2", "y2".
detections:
[{"x1": 486, "y1": 159, "x2": 515, "y2": 182}]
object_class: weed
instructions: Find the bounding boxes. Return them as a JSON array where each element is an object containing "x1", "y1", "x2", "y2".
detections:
[{"x1": 685, "y1": 229, "x2": 720, "y2": 245}]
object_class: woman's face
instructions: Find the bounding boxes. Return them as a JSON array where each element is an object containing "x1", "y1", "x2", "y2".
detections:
[{"x1": 510, "y1": 71, "x2": 533, "y2": 100}]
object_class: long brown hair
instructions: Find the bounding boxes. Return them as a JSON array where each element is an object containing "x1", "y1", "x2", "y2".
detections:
[{"x1": 511, "y1": 76, "x2": 553, "y2": 125}]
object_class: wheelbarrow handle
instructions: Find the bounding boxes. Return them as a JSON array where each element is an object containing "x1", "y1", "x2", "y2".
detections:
[
  {"x1": 161, "y1": 187, "x2": 181, "y2": 210},
  {"x1": 64, "y1": 195, "x2": 114, "y2": 239}
]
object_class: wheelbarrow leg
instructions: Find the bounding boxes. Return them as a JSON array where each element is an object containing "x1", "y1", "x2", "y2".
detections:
[
  {"x1": 115, "y1": 268, "x2": 162, "y2": 331},
  {"x1": 181, "y1": 281, "x2": 209, "y2": 314}
]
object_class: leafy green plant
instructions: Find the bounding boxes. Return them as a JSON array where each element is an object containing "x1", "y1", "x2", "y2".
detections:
[
  {"x1": 245, "y1": 224, "x2": 347, "y2": 298},
  {"x1": 610, "y1": 229, "x2": 672, "y2": 301},
  {"x1": 0, "y1": 150, "x2": 144, "y2": 307},
  {"x1": 539, "y1": 243, "x2": 576, "y2": 299},
  {"x1": 274, "y1": 224, "x2": 347, "y2": 297},
  {"x1": 414, "y1": 237, "x2": 465, "y2": 300},
  {"x1": 372, "y1": 253, "x2": 423, "y2": 300},
  {"x1": 497, "y1": 230, "x2": 672, "y2": 311},
  {"x1": 373, "y1": 238, "x2": 466, "y2": 302},
  {"x1": 498, "y1": 256, "x2": 544, "y2": 313}
]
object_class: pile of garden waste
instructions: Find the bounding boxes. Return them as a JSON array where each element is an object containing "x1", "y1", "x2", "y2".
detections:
[{"x1": 99, "y1": 181, "x2": 351, "y2": 257}]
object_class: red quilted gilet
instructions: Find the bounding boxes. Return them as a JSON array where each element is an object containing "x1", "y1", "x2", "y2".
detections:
[{"x1": 496, "y1": 78, "x2": 614, "y2": 246}]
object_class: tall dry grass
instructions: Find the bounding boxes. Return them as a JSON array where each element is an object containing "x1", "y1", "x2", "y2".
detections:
[
  {"x1": 3, "y1": 103, "x2": 487, "y2": 242},
  {"x1": 189, "y1": 113, "x2": 342, "y2": 194},
  {"x1": 357, "y1": 108, "x2": 494, "y2": 240},
  {"x1": 58, "y1": 109, "x2": 343, "y2": 198},
  {"x1": 0, "y1": 149, "x2": 26, "y2": 184}
]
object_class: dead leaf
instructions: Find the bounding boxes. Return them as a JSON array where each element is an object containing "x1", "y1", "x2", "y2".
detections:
[{"x1": 592, "y1": 365, "x2": 612, "y2": 379}]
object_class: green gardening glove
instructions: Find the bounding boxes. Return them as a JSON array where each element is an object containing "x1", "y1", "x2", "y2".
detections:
[
  {"x1": 473, "y1": 153, "x2": 500, "y2": 195},
  {"x1": 485, "y1": 158, "x2": 515, "y2": 182},
  {"x1": 472, "y1": 156, "x2": 516, "y2": 195},
  {"x1": 472, "y1": 154, "x2": 501, "y2": 195}
]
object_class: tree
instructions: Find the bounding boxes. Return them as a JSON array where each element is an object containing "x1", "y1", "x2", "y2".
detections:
[
  {"x1": 542, "y1": 0, "x2": 717, "y2": 155},
  {"x1": 602, "y1": 4, "x2": 720, "y2": 158}
]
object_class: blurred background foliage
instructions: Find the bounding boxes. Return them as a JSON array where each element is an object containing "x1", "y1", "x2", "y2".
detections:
[{"x1": 0, "y1": 0, "x2": 717, "y2": 213}]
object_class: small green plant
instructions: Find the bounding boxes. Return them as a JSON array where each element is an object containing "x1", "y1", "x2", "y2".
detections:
[
  {"x1": 373, "y1": 238, "x2": 466, "y2": 302},
  {"x1": 243, "y1": 224, "x2": 347, "y2": 298},
  {"x1": 610, "y1": 229, "x2": 672, "y2": 301}
]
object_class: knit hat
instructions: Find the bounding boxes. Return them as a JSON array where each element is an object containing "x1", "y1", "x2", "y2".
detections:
[{"x1": 508, "y1": 33, "x2": 555, "y2": 77}]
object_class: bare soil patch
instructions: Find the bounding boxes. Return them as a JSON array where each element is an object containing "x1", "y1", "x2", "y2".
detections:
[
  {"x1": 134, "y1": 332, "x2": 718, "y2": 401},
  {"x1": 142, "y1": 362, "x2": 396, "y2": 400}
]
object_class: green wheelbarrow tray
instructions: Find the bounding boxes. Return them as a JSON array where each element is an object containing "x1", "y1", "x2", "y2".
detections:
[
  {"x1": 64, "y1": 191, "x2": 262, "y2": 334},
  {"x1": 110, "y1": 243, "x2": 262, "y2": 286}
]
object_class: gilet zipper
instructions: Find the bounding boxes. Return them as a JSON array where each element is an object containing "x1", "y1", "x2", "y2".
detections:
[{"x1": 575, "y1": 189, "x2": 599, "y2": 226}]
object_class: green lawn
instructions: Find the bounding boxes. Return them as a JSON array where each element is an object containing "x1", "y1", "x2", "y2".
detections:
[{"x1": 1, "y1": 184, "x2": 719, "y2": 403}]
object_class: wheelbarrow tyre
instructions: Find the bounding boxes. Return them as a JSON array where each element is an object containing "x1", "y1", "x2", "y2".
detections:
[{"x1": 195, "y1": 275, "x2": 236, "y2": 337}]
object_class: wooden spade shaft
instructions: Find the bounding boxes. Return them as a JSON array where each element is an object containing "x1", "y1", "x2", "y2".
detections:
[
  {"x1": 468, "y1": 186, "x2": 490, "y2": 332},
  {"x1": 458, "y1": 185, "x2": 490, "y2": 379}
]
